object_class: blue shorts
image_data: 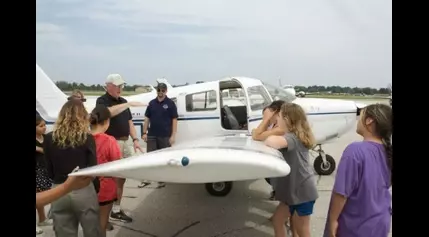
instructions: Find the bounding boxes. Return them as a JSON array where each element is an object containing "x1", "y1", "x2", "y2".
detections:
[{"x1": 289, "y1": 201, "x2": 315, "y2": 216}]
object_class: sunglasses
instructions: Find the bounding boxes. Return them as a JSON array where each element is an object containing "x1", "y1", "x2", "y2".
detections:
[
  {"x1": 157, "y1": 89, "x2": 166, "y2": 93},
  {"x1": 68, "y1": 96, "x2": 87, "y2": 102}
]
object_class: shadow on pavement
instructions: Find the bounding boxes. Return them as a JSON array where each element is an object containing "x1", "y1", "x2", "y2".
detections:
[{"x1": 113, "y1": 180, "x2": 278, "y2": 237}]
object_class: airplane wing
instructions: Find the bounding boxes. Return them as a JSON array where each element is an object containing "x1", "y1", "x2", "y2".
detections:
[{"x1": 69, "y1": 135, "x2": 291, "y2": 183}]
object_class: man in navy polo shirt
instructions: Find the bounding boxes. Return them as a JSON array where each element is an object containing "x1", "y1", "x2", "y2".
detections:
[{"x1": 140, "y1": 83, "x2": 178, "y2": 188}]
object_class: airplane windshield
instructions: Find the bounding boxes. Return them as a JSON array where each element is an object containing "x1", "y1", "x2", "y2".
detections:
[
  {"x1": 247, "y1": 85, "x2": 271, "y2": 111},
  {"x1": 263, "y1": 83, "x2": 296, "y2": 103}
]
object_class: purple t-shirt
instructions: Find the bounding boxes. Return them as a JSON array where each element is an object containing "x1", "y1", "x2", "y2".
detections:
[{"x1": 323, "y1": 141, "x2": 392, "y2": 237}]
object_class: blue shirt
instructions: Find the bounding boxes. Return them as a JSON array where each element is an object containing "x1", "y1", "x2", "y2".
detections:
[{"x1": 145, "y1": 97, "x2": 178, "y2": 137}]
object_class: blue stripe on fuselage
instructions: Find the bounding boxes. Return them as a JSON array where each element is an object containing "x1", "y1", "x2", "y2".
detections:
[
  {"x1": 40, "y1": 111, "x2": 356, "y2": 137},
  {"x1": 40, "y1": 111, "x2": 356, "y2": 125}
]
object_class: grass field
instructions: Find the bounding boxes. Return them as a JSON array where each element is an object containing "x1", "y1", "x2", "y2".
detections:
[
  {"x1": 65, "y1": 91, "x2": 389, "y2": 100},
  {"x1": 303, "y1": 94, "x2": 389, "y2": 100}
]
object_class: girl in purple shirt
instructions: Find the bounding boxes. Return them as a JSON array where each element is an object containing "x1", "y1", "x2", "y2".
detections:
[{"x1": 324, "y1": 104, "x2": 392, "y2": 237}]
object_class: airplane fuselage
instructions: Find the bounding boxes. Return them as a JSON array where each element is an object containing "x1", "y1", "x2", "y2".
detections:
[
  {"x1": 43, "y1": 91, "x2": 358, "y2": 147},
  {"x1": 36, "y1": 63, "x2": 361, "y2": 149}
]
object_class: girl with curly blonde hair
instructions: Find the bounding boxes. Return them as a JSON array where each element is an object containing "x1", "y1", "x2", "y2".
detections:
[{"x1": 44, "y1": 99, "x2": 101, "y2": 237}]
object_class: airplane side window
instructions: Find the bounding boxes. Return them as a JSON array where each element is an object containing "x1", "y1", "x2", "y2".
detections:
[{"x1": 185, "y1": 90, "x2": 217, "y2": 112}]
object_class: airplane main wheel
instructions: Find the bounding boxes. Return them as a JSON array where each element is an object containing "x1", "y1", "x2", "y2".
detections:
[
  {"x1": 314, "y1": 154, "x2": 336, "y2": 176},
  {"x1": 205, "y1": 182, "x2": 233, "y2": 197}
]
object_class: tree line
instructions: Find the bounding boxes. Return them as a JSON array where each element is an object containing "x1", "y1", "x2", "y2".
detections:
[{"x1": 56, "y1": 81, "x2": 391, "y2": 95}]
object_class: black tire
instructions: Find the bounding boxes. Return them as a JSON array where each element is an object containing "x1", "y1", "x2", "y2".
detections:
[
  {"x1": 205, "y1": 182, "x2": 233, "y2": 197},
  {"x1": 313, "y1": 154, "x2": 336, "y2": 176}
]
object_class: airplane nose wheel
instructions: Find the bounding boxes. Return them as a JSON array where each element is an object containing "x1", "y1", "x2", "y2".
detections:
[
  {"x1": 205, "y1": 182, "x2": 233, "y2": 197},
  {"x1": 312, "y1": 144, "x2": 336, "y2": 176}
]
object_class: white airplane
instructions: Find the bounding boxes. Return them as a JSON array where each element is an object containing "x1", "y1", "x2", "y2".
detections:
[
  {"x1": 36, "y1": 64, "x2": 366, "y2": 197},
  {"x1": 282, "y1": 85, "x2": 296, "y2": 96}
]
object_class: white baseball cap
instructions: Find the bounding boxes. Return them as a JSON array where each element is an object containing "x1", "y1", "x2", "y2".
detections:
[{"x1": 106, "y1": 74, "x2": 126, "y2": 86}]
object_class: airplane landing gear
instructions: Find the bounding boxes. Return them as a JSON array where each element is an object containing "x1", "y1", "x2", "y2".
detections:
[
  {"x1": 205, "y1": 182, "x2": 233, "y2": 197},
  {"x1": 312, "y1": 144, "x2": 336, "y2": 176}
]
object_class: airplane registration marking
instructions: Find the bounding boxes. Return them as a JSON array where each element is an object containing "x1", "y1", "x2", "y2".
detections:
[{"x1": 309, "y1": 106, "x2": 320, "y2": 113}]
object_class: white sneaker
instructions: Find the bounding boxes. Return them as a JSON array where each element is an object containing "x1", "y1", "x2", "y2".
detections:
[
  {"x1": 36, "y1": 226, "x2": 43, "y2": 235},
  {"x1": 38, "y1": 219, "x2": 53, "y2": 226}
]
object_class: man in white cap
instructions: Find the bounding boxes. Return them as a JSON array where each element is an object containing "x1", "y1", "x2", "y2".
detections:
[{"x1": 96, "y1": 73, "x2": 143, "y2": 224}]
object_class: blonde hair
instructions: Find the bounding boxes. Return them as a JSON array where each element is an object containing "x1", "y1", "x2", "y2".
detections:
[
  {"x1": 71, "y1": 89, "x2": 84, "y2": 98},
  {"x1": 280, "y1": 103, "x2": 316, "y2": 149},
  {"x1": 52, "y1": 100, "x2": 89, "y2": 148}
]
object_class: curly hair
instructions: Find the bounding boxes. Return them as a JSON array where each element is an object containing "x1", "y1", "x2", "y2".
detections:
[
  {"x1": 52, "y1": 100, "x2": 89, "y2": 148},
  {"x1": 279, "y1": 103, "x2": 316, "y2": 149}
]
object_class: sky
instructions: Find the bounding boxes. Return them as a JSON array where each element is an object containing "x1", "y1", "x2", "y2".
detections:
[{"x1": 36, "y1": 0, "x2": 392, "y2": 88}]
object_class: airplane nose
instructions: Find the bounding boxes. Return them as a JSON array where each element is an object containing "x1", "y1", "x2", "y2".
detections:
[{"x1": 355, "y1": 102, "x2": 367, "y2": 116}]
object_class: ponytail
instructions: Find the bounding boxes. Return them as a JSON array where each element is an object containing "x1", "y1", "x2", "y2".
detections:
[
  {"x1": 381, "y1": 136, "x2": 393, "y2": 186},
  {"x1": 89, "y1": 112, "x2": 99, "y2": 125}
]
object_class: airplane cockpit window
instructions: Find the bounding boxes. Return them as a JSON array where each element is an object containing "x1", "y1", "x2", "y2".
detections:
[
  {"x1": 171, "y1": 97, "x2": 177, "y2": 104},
  {"x1": 263, "y1": 83, "x2": 296, "y2": 103},
  {"x1": 247, "y1": 85, "x2": 271, "y2": 111}
]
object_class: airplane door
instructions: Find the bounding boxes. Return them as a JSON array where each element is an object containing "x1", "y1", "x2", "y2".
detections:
[
  {"x1": 231, "y1": 78, "x2": 272, "y2": 132},
  {"x1": 175, "y1": 89, "x2": 221, "y2": 144}
]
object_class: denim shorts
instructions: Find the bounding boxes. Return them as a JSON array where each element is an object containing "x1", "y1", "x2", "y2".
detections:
[{"x1": 289, "y1": 200, "x2": 316, "y2": 216}]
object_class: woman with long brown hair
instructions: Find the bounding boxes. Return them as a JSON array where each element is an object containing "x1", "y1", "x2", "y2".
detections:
[
  {"x1": 324, "y1": 104, "x2": 392, "y2": 237},
  {"x1": 262, "y1": 103, "x2": 319, "y2": 237},
  {"x1": 43, "y1": 99, "x2": 101, "y2": 237}
]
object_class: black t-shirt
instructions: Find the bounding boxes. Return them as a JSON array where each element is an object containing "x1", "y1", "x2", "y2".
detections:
[
  {"x1": 43, "y1": 132, "x2": 97, "y2": 184},
  {"x1": 96, "y1": 93, "x2": 132, "y2": 138}
]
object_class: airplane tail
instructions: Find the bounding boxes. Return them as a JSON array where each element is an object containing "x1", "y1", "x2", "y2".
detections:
[
  {"x1": 36, "y1": 64, "x2": 68, "y2": 121},
  {"x1": 156, "y1": 78, "x2": 173, "y2": 91}
]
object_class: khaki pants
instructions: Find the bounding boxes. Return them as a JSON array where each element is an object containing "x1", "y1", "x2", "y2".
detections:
[
  {"x1": 50, "y1": 183, "x2": 101, "y2": 237},
  {"x1": 116, "y1": 140, "x2": 134, "y2": 158}
]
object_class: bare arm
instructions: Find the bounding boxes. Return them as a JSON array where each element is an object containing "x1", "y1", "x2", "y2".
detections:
[
  {"x1": 251, "y1": 118, "x2": 272, "y2": 141},
  {"x1": 264, "y1": 135, "x2": 288, "y2": 149},
  {"x1": 328, "y1": 192, "x2": 347, "y2": 224},
  {"x1": 36, "y1": 174, "x2": 93, "y2": 208},
  {"x1": 96, "y1": 97, "x2": 145, "y2": 117},
  {"x1": 129, "y1": 120, "x2": 138, "y2": 139},
  {"x1": 143, "y1": 116, "x2": 150, "y2": 135},
  {"x1": 253, "y1": 127, "x2": 286, "y2": 141},
  {"x1": 108, "y1": 103, "x2": 133, "y2": 117},
  {"x1": 36, "y1": 183, "x2": 70, "y2": 208},
  {"x1": 171, "y1": 118, "x2": 177, "y2": 137}
]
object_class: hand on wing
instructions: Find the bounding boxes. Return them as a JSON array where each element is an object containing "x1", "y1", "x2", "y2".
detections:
[
  {"x1": 169, "y1": 136, "x2": 175, "y2": 146},
  {"x1": 133, "y1": 140, "x2": 143, "y2": 153}
]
